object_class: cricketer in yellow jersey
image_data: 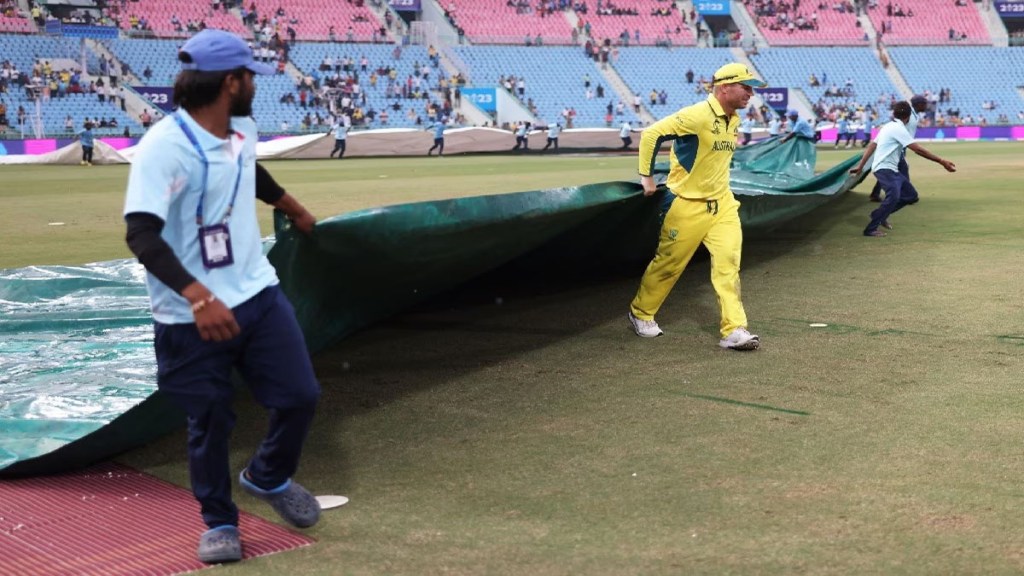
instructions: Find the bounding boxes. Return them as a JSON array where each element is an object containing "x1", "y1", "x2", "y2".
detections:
[{"x1": 627, "y1": 62, "x2": 765, "y2": 350}]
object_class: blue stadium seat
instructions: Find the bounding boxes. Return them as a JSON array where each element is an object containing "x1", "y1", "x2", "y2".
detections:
[
  {"x1": 4, "y1": 31, "x2": 1024, "y2": 136},
  {"x1": 613, "y1": 47, "x2": 737, "y2": 114},
  {"x1": 451, "y1": 45, "x2": 641, "y2": 127},
  {"x1": 287, "y1": 42, "x2": 434, "y2": 129},
  {"x1": 109, "y1": 37, "x2": 185, "y2": 87},
  {"x1": 889, "y1": 47, "x2": 1024, "y2": 123},
  {"x1": 0, "y1": 33, "x2": 134, "y2": 135},
  {"x1": 749, "y1": 47, "x2": 901, "y2": 115}
]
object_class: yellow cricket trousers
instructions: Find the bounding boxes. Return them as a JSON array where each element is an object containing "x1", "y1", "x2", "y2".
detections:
[{"x1": 629, "y1": 193, "x2": 748, "y2": 338}]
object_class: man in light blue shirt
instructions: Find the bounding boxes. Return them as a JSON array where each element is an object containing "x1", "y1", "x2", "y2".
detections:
[
  {"x1": 849, "y1": 100, "x2": 956, "y2": 237},
  {"x1": 512, "y1": 121, "x2": 530, "y2": 150},
  {"x1": 870, "y1": 94, "x2": 928, "y2": 201},
  {"x1": 76, "y1": 121, "x2": 95, "y2": 165},
  {"x1": 427, "y1": 117, "x2": 447, "y2": 156},
  {"x1": 780, "y1": 109, "x2": 816, "y2": 142},
  {"x1": 619, "y1": 120, "x2": 633, "y2": 149},
  {"x1": 860, "y1": 107, "x2": 873, "y2": 147},
  {"x1": 330, "y1": 115, "x2": 349, "y2": 158},
  {"x1": 835, "y1": 114, "x2": 852, "y2": 148},
  {"x1": 542, "y1": 121, "x2": 561, "y2": 152},
  {"x1": 122, "y1": 29, "x2": 322, "y2": 565},
  {"x1": 739, "y1": 115, "x2": 753, "y2": 145}
]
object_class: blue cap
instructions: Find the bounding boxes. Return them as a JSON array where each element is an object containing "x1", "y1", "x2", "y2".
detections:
[
  {"x1": 786, "y1": 109, "x2": 798, "y2": 117},
  {"x1": 179, "y1": 29, "x2": 274, "y2": 75}
]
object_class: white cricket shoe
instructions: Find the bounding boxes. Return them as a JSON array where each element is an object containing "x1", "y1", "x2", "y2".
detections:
[
  {"x1": 719, "y1": 327, "x2": 760, "y2": 350},
  {"x1": 628, "y1": 312, "x2": 663, "y2": 338}
]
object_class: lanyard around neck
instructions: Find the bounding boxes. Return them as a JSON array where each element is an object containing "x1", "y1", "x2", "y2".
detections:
[{"x1": 173, "y1": 112, "x2": 243, "y2": 227}]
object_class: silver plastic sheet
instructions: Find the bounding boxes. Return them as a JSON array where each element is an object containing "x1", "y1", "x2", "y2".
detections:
[{"x1": 0, "y1": 260, "x2": 156, "y2": 469}]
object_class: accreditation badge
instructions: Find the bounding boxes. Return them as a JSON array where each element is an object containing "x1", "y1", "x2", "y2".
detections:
[{"x1": 199, "y1": 224, "x2": 234, "y2": 268}]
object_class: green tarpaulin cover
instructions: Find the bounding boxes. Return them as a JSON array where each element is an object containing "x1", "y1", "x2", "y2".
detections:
[{"x1": 0, "y1": 138, "x2": 863, "y2": 477}]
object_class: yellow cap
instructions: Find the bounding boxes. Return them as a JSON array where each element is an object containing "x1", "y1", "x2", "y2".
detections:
[{"x1": 712, "y1": 63, "x2": 767, "y2": 88}]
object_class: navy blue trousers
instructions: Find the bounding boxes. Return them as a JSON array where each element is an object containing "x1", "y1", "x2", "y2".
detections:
[
  {"x1": 154, "y1": 285, "x2": 321, "y2": 529},
  {"x1": 865, "y1": 168, "x2": 919, "y2": 235},
  {"x1": 870, "y1": 156, "x2": 908, "y2": 198},
  {"x1": 330, "y1": 139, "x2": 346, "y2": 158}
]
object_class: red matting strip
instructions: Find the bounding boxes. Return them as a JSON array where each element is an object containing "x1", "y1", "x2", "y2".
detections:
[{"x1": 0, "y1": 461, "x2": 315, "y2": 576}]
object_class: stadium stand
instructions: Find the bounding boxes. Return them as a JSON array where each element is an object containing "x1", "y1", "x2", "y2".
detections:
[
  {"x1": 0, "y1": 14, "x2": 35, "y2": 34},
  {"x1": 114, "y1": 0, "x2": 249, "y2": 38},
  {"x1": 264, "y1": 0, "x2": 385, "y2": 42},
  {"x1": 749, "y1": 47, "x2": 901, "y2": 119},
  {"x1": 108, "y1": 0, "x2": 399, "y2": 43},
  {"x1": 889, "y1": 46, "x2": 1024, "y2": 124},
  {"x1": 109, "y1": 37, "x2": 331, "y2": 132},
  {"x1": 740, "y1": 0, "x2": 867, "y2": 46},
  {"x1": 287, "y1": 42, "x2": 434, "y2": 128},
  {"x1": 443, "y1": 0, "x2": 575, "y2": 45},
  {"x1": 865, "y1": 0, "x2": 990, "y2": 45},
  {"x1": 0, "y1": 32, "x2": 135, "y2": 135},
  {"x1": 575, "y1": 1, "x2": 696, "y2": 47},
  {"x1": 612, "y1": 47, "x2": 736, "y2": 114},
  {"x1": 109, "y1": 38, "x2": 186, "y2": 87},
  {"x1": 452, "y1": 45, "x2": 640, "y2": 127},
  {"x1": 2, "y1": 0, "x2": 1024, "y2": 138}
]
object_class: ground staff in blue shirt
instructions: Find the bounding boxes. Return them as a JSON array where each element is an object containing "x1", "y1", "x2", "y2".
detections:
[
  {"x1": 330, "y1": 119, "x2": 349, "y2": 158},
  {"x1": 619, "y1": 120, "x2": 633, "y2": 149},
  {"x1": 739, "y1": 116, "x2": 753, "y2": 145},
  {"x1": 870, "y1": 95, "x2": 928, "y2": 201},
  {"x1": 512, "y1": 121, "x2": 530, "y2": 150},
  {"x1": 780, "y1": 109, "x2": 816, "y2": 142},
  {"x1": 542, "y1": 122, "x2": 561, "y2": 151},
  {"x1": 427, "y1": 118, "x2": 447, "y2": 156},
  {"x1": 849, "y1": 100, "x2": 956, "y2": 237},
  {"x1": 122, "y1": 29, "x2": 321, "y2": 566},
  {"x1": 861, "y1": 110, "x2": 874, "y2": 147},
  {"x1": 835, "y1": 115, "x2": 854, "y2": 148},
  {"x1": 77, "y1": 122, "x2": 95, "y2": 165}
]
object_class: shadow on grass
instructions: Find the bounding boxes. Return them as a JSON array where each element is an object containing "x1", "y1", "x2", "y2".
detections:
[
  {"x1": 120, "y1": 191, "x2": 866, "y2": 486},
  {"x1": 304, "y1": 193, "x2": 862, "y2": 473}
]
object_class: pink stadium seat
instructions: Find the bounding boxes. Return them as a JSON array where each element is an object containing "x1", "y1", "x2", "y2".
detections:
[
  {"x1": 113, "y1": 0, "x2": 387, "y2": 42},
  {"x1": 741, "y1": 1, "x2": 867, "y2": 46},
  {"x1": 866, "y1": 0, "x2": 989, "y2": 45},
  {"x1": 116, "y1": 1, "x2": 250, "y2": 38},
  {"x1": 0, "y1": 16, "x2": 35, "y2": 34},
  {"x1": 445, "y1": 0, "x2": 575, "y2": 44},
  {"x1": 265, "y1": 0, "x2": 386, "y2": 42},
  {"x1": 576, "y1": 1, "x2": 695, "y2": 46}
]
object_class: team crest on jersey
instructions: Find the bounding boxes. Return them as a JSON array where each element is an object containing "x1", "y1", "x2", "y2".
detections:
[
  {"x1": 711, "y1": 119, "x2": 722, "y2": 135},
  {"x1": 668, "y1": 229, "x2": 678, "y2": 240}
]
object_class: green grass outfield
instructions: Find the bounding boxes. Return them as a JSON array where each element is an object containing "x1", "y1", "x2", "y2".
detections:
[{"x1": 2, "y1": 143, "x2": 1024, "y2": 574}]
